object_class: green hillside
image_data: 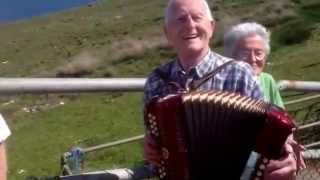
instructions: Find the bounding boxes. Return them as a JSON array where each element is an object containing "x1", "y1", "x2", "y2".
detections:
[{"x1": 0, "y1": 0, "x2": 319, "y2": 179}]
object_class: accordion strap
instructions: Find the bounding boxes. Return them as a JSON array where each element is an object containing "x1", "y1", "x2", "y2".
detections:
[
  {"x1": 188, "y1": 60, "x2": 235, "y2": 91},
  {"x1": 154, "y1": 60, "x2": 235, "y2": 92},
  {"x1": 154, "y1": 67, "x2": 186, "y2": 92}
]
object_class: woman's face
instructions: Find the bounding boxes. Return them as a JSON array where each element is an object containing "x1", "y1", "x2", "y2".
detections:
[{"x1": 234, "y1": 34, "x2": 267, "y2": 75}]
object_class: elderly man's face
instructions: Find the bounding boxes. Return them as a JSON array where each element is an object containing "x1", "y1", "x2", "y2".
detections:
[
  {"x1": 164, "y1": 0, "x2": 214, "y2": 58},
  {"x1": 235, "y1": 34, "x2": 267, "y2": 75}
]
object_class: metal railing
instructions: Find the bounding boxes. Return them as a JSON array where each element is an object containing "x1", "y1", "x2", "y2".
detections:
[
  {"x1": 0, "y1": 78, "x2": 146, "y2": 94},
  {"x1": 0, "y1": 78, "x2": 320, "y2": 94},
  {"x1": 278, "y1": 80, "x2": 320, "y2": 92}
]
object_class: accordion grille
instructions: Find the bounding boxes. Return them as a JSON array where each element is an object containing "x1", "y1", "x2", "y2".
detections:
[{"x1": 180, "y1": 91, "x2": 268, "y2": 179}]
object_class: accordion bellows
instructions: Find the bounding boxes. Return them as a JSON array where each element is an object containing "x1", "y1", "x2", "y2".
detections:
[{"x1": 145, "y1": 90, "x2": 295, "y2": 180}]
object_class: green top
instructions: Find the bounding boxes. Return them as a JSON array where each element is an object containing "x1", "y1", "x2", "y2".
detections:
[{"x1": 258, "y1": 72, "x2": 285, "y2": 108}]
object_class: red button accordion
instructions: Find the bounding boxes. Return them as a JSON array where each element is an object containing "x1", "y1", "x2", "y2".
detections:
[{"x1": 144, "y1": 90, "x2": 295, "y2": 179}]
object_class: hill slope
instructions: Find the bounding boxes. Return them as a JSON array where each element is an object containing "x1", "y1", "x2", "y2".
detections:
[{"x1": 0, "y1": 0, "x2": 319, "y2": 179}]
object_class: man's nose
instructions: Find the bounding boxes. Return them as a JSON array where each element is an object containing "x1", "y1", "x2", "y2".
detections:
[{"x1": 185, "y1": 16, "x2": 196, "y2": 28}]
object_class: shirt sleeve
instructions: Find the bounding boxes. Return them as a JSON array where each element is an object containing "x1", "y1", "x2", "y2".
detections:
[
  {"x1": 0, "y1": 114, "x2": 11, "y2": 143},
  {"x1": 270, "y1": 77, "x2": 285, "y2": 108},
  {"x1": 143, "y1": 71, "x2": 161, "y2": 105}
]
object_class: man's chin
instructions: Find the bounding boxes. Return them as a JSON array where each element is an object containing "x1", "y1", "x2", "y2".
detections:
[{"x1": 181, "y1": 44, "x2": 204, "y2": 54}]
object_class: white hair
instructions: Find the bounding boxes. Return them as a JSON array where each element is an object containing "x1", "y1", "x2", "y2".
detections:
[
  {"x1": 223, "y1": 22, "x2": 271, "y2": 57},
  {"x1": 164, "y1": 0, "x2": 214, "y2": 25}
]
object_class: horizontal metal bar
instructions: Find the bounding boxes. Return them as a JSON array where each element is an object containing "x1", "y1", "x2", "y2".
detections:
[
  {"x1": 0, "y1": 78, "x2": 319, "y2": 94},
  {"x1": 60, "y1": 169, "x2": 135, "y2": 180},
  {"x1": 304, "y1": 141, "x2": 320, "y2": 149},
  {"x1": 82, "y1": 135, "x2": 145, "y2": 153},
  {"x1": 0, "y1": 78, "x2": 146, "y2": 94},
  {"x1": 278, "y1": 80, "x2": 320, "y2": 92},
  {"x1": 297, "y1": 120, "x2": 320, "y2": 130},
  {"x1": 284, "y1": 94, "x2": 320, "y2": 105}
]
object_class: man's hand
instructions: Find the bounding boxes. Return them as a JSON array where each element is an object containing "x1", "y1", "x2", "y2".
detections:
[
  {"x1": 287, "y1": 135, "x2": 307, "y2": 171},
  {"x1": 263, "y1": 137, "x2": 306, "y2": 180}
]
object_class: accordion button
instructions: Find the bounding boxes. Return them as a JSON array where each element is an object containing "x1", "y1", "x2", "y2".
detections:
[
  {"x1": 160, "y1": 173, "x2": 166, "y2": 179},
  {"x1": 262, "y1": 158, "x2": 269, "y2": 164},
  {"x1": 259, "y1": 164, "x2": 266, "y2": 170},
  {"x1": 256, "y1": 171, "x2": 262, "y2": 177},
  {"x1": 162, "y1": 147, "x2": 169, "y2": 159}
]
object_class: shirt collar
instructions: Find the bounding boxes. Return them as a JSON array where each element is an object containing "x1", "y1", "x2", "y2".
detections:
[
  {"x1": 194, "y1": 50, "x2": 213, "y2": 78},
  {"x1": 172, "y1": 50, "x2": 213, "y2": 78}
]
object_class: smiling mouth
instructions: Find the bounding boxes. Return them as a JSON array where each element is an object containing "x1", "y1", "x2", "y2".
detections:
[{"x1": 183, "y1": 34, "x2": 198, "y2": 40}]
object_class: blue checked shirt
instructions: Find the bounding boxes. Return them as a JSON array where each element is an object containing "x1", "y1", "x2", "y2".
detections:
[{"x1": 144, "y1": 50, "x2": 263, "y2": 104}]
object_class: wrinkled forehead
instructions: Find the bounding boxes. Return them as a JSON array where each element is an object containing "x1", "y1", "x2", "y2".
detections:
[
  {"x1": 238, "y1": 34, "x2": 265, "y2": 50},
  {"x1": 166, "y1": 0, "x2": 207, "y2": 18}
]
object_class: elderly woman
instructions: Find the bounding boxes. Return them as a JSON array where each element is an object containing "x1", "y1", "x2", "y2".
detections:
[
  {"x1": 224, "y1": 22, "x2": 306, "y2": 180},
  {"x1": 223, "y1": 22, "x2": 284, "y2": 108}
]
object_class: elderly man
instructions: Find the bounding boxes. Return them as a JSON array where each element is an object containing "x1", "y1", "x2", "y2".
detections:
[{"x1": 143, "y1": 0, "x2": 297, "y2": 179}]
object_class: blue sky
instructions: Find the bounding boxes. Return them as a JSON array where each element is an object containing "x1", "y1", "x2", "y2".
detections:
[{"x1": 0, "y1": 0, "x2": 95, "y2": 23}]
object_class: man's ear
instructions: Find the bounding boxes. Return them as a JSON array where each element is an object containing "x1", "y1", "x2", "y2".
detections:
[
  {"x1": 209, "y1": 20, "x2": 215, "y2": 38},
  {"x1": 163, "y1": 26, "x2": 172, "y2": 47}
]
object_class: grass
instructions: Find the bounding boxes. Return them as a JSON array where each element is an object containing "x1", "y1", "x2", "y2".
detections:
[
  {"x1": 0, "y1": 0, "x2": 319, "y2": 179},
  {"x1": 7, "y1": 93, "x2": 145, "y2": 179}
]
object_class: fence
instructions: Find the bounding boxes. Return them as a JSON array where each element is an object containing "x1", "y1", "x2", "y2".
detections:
[{"x1": 0, "y1": 78, "x2": 319, "y2": 180}]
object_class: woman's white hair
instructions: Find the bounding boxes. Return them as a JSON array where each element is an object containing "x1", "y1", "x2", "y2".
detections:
[
  {"x1": 223, "y1": 22, "x2": 271, "y2": 57},
  {"x1": 164, "y1": 0, "x2": 214, "y2": 25}
]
